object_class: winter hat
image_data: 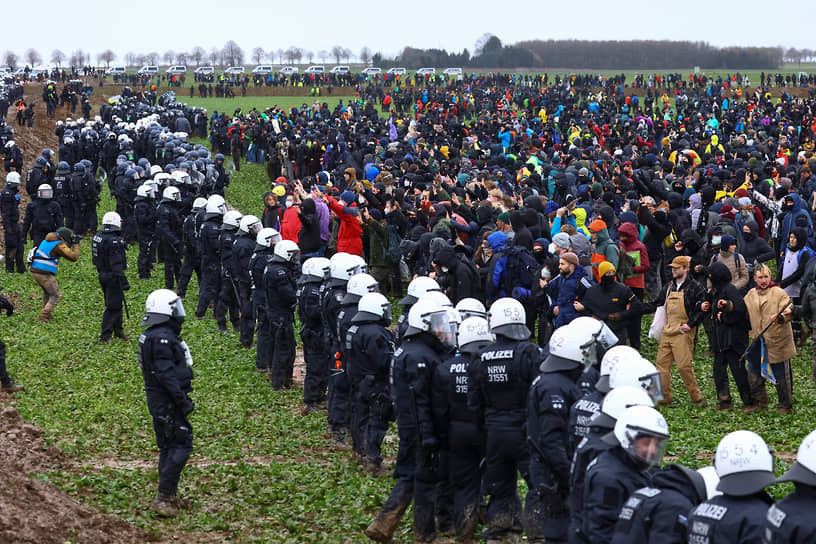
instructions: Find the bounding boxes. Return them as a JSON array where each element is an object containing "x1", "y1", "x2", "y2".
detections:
[
  {"x1": 552, "y1": 232, "x2": 571, "y2": 250},
  {"x1": 497, "y1": 212, "x2": 511, "y2": 224},
  {"x1": 588, "y1": 218, "x2": 608, "y2": 232},
  {"x1": 368, "y1": 208, "x2": 383, "y2": 221},
  {"x1": 598, "y1": 261, "x2": 616, "y2": 277},
  {"x1": 533, "y1": 239, "x2": 547, "y2": 251},
  {"x1": 340, "y1": 191, "x2": 355, "y2": 205},
  {"x1": 544, "y1": 201, "x2": 559, "y2": 215},
  {"x1": 721, "y1": 235, "x2": 736, "y2": 250},
  {"x1": 738, "y1": 197, "x2": 752, "y2": 208},
  {"x1": 719, "y1": 205, "x2": 736, "y2": 221},
  {"x1": 559, "y1": 252, "x2": 579, "y2": 267}
]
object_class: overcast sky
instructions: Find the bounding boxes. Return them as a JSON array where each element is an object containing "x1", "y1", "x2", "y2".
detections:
[{"x1": 5, "y1": 0, "x2": 813, "y2": 66}]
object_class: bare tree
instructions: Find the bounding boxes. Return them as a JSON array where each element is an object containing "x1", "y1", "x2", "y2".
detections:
[
  {"x1": 176, "y1": 52, "x2": 188, "y2": 65},
  {"x1": 4, "y1": 51, "x2": 17, "y2": 70},
  {"x1": 124, "y1": 52, "x2": 137, "y2": 68},
  {"x1": 51, "y1": 49, "x2": 66, "y2": 67},
  {"x1": 25, "y1": 48, "x2": 41, "y2": 67},
  {"x1": 98, "y1": 50, "x2": 116, "y2": 67},
  {"x1": 331, "y1": 46, "x2": 344, "y2": 64},
  {"x1": 70, "y1": 49, "x2": 85, "y2": 67},
  {"x1": 360, "y1": 46, "x2": 372, "y2": 66},
  {"x1": 222, "y1": 40, "x2": 244, "y2": 67},
  {"x1": 318, "y1": 50, "x2": 329, "y2": 63},
  {"x1": 277, "y1": 48, "x2": 284, "y2": 65},
  {"x1": 146, "y1": 52, "x2": 159, "y2": 65},
  {"x1": 293, "y1": 48, "x2": 303, "y2": 64},
  {"x1": 252, "y1": 47, "x2": 265, "y2": 65},
  {"x1": 208, "y1": 47, "x2": 219, "y2": 67},
  {"x1": 306, "y1": 50, "x2": 314, "y2": 63},
  {"x1": 342, "y1": 48, "x2": 352, "y2": 63},
  {"x1": 191, "y1": 46, "x2": 206, "y2": 66},
  {"x1": 163, "y1": 50, "x2": 175, "y2": 65}
]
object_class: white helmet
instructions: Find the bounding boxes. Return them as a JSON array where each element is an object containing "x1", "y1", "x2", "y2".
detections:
[
  {"x1": 399, "y1": 276, "x2": 441, "y2": 305},
  {"x1": 572, "y1": 315, "x2": 619, "y2": 355},
  {"x1": 255, "y1": 228, "x2": 280, "y2": 249},
  {"x1": 597, "y1": 345, "x2": 642, "y2": 393},
  {"x1": 172, "y1": 170, "x2": 191, "y2": 185},
  {"x1": 488, "y1": 297, "x2": 530, "y2": 341},
  {"x1": 611, "y1": 405, "x2": 669, "y2": 468},
  {"x1": 342, "y1": 273, "x2": 379, "y2": 304},
  {"x1": 141, "y1": 288, "x2": 186, "y2": 327},
  {"x1": 238, "y1": 214, "x2": 262, "y2": 236},
  {"x1": 348, "y1": 254, "x2": 368, "y2": 275},
  {"x1": 608, "y1": 357, "x2": 663, "y2": 401},
  {"x1": 696, "y1": 466, "x2": 722, "y2": 500},
  {"x1": 206, "y1": 194, "x2": 226, "y2": 216},
  {"x1": 154, "y1": 172, "x2": 172, "y2": 187},
  {"x1": 592, "y1": 385, "x2": 654, "y2": 430},
  {"x1": 273, "y1": 239, "x2": 300, "y2": 262},
  {"x1": 714, "y1": 430, "x2": 775, "y2": 496},
  {"x1": 421, "y1": 290, "x2": 453, "y2": 308},
  {"x1": 541, "y1": 318, "x2": 618, "y2": 373},
  {"x1": 222, "y1": 210, "x2": 243, "y2": 230},
  {"x1": 162, "y1": 186, "x2": 181, "y2": 202},
  {"x1": 37, "y1": 184, "x2": 54, "y2": 199},
  {"x1": 455, "y1": 298, "x2": 486, "y2": 320},
  {"x1": 301, "y1": 257, "x2": 331, "y2": 283},
  {"x1": 353, "y1": 292, "x2": 392, "y2": 323},
  {"x1": 5, "y1": 172, "x2": 21, "y2": 186},
  {"x1": 149, "y1": 164, "x2": 163, "y2": 177},
  {"x1": 136, "y1": 184, "x2": 152, "y2": 199},
  {"x1": 102, "y1": 211, "x2": 122, "y2": 231},
  {"x1": 778, "y1": 429, "x2": 816, "y2": 486},
  {"x1": 406, "y1": 298, "x2": 457, "y2": 348},
  {"x1": 328, "y1": 252, "x2": 359, "y2": 285},
  {"x1": 457, "y1": 316, "x2": 493, "y2": 354},
  {"x1": 192, "y1": 197, "x2": 208, "y2": 211}
]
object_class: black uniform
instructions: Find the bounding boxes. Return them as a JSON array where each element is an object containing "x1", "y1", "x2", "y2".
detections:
[
  {"x1": 138, "y1": 319, "x2": 194, "y2": 496},
  {"x1": 568, "y1": 386, "x2": 604, "y2": 466},
  {"x1": 298, "y1": 278, "x2": 330, "y2": 406},
  {"x1": 134, "y1": 197, "x2": 156, "y2": 279},
  {"x1": 763, "y1": 484, "x2": 816, "y2": 543},
  {"x1": 195, "y1": 215, "x2": 223, "y2": 318},
  {"x1": 431, "y1": 351, "x2": 484, "y2": 543},
  {"x1": 322, "y1": 281, "x2": 349, "y2": 439},
  {"x1": 176, "y1": 208, "x2": 201, "y2": 297},
  {"x1": 92, "y1": 229, "x2": 129, "y2": 341},
  {"x1": 52, "y1": 169, "x2": 71, "y2": 228},
  {"x1": 263, "y1": 257, "x2": 297, "y2": 389},
  {"x1": 155, "y1": 200, "x2": 183, "y2": 290},
  {"x1": 469, "y1": 336, "x2": 540, "y2": 542},
  {"x1": 569, "y1": 414, "x2": 614, "y2": 544},
  {"x1": 215, "y1": 225, "x2": 240, "y2": 332},
  {"x1": 0, "y1": 182, "x2": 25, "y2": 272},
  {"x1": 526, "y1": 365, "x2": 583, "y2": 543},
  {"x1": 686, "y1": 492, "x2": 774, "y2": 543},
  {"x1": 232, "y1": 232, "x2": 256, "y2": 348},
  {"x1": 22, "y1": 198, "x2": 63, "y2": 248},
  {"x1": 336, "y1": 296, "x2": 361, "y2": 448},
  {"x1": 250, "y1": 247, "x2": 276, "y2": 372},
  {"x1": 610, "y1": 464, "x2": 706, "y2": 544},
  {"x1": 70, "y1": 168, "x2": 99, "y2": 235}
]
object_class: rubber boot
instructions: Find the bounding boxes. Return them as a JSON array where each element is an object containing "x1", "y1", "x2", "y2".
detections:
[
  {"x1": 150, "y1": 491, "x2": 179, "y2": 517},
  {"x1": 746, "y1": 372, "x2": 768, "y2": 412},
  {"x1": 365, "y1": 508, "x2": 404, "y2": 543},
  {"x1": 716, "y1": 393, "x2": 733, "y2": 411}
]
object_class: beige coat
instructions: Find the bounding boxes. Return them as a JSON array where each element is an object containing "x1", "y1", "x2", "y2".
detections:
[{"x1": 743, "y1": 285, "x2": 796, "y2": 363}]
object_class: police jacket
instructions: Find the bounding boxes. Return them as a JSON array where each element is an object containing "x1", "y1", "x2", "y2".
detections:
[
  {"x1": 52, "y1": 173, "x2": 69, "y2": 202},
  {"x1": 0, "y1": 185, "x2": 20, "y2": 226},
  {"x1": 134, "y1": 199, "x2": 156, "y2": 236},
  {"x1": 92, "y1": 230, "x2": 127, "y2": 276},
  {"x1": 320, "y1": 283, "x2": 346, "y2": 349},
  {"x1": 583, "y1": 446, "x2": 654, "y2": 543},
  {"x1": 569, "y1": 422, "x2": 613, "y2": 543},
  {"x1": 156, "y1": 201, "x2": 182, "y2": 255},
  {"x1": 138, "y1": 320, "x2": 194, "y2": 417},
  {"x1": 263, "y1": 259, "x2": 297, "y2": 314},
  {"x1": 528, "y1": 366, "x2": 582, "y2": 490},
  {"x1": 568, "y1": 388, "x2": 604, "y2": 458},
  {"x1": 611, "y1": 463, "x2": 706, "y2": 544},
  {"x1": 249, "y1": 248, "x2": 275, "y2": 306},
  {"x1": 763, "y1": 483, "x2": 816, "y2": 543},
  {"x1": 22, "y1": 200, "x2": 63, "y2": 240},
  {"x1": 297, "y1": 280, "x2": 324, "y2": 331},
  {"x1": 686, "y1": 492, "x2": 773, "y2": 544},
  {"x1": 346, "y1": 320, "x2": 394, "y2": 387},
  {"x1": 432, "y1": 352, "x2": 480, "y2": 445},
  {"x1": 198, "y1": 217, "x2": 222, "y2": 268},
  {"x1": 392, "y1": 333, "x2": 446, "y2": 442},
  {"x1": 469, "y1": 335, "x2": 540, "y2": 426},
  {"x1": 231, "y1": 234, "x2": 255, "y2": 285},
  {"x1": 219, "y1": 228, "x2": 238, "y2": 276}
]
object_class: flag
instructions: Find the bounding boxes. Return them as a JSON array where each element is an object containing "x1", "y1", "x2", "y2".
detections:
[{"x1": 759, "y1": 337, "x2": 776, "y2": 384}]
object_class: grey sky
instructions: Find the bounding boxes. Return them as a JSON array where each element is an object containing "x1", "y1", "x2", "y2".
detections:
[{"x1": 5, "y1": 0, "x2": 813, "y2": 66}]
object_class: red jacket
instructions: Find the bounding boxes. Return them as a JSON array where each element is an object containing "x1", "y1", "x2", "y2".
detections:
[
  {"x1": 618, "y1": 222, "x2": 650, "y2": 290},
  {"x1": 327, "y1": 197, "x2": 363, "y2": 256},
  {"x1": 280, "y1": 206, "x2": 301, "y2": 243}
]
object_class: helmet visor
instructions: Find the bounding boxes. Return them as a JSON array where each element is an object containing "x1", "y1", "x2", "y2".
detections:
[
  {"x1": 428, "y1": 311, "x2": 458, "y2": 349},
  {"x1": 626, "y1": 432, "x2": 668, "y2": 468},
  {"x1": 39, "y1": 188, "x2": 53, "y2": 199},
  {"x1": 640, "y1": 371, "x2": 664, "y2": 402},
  {"x1": 171, "y1": 298, "x2": 186, "y2": 320}
]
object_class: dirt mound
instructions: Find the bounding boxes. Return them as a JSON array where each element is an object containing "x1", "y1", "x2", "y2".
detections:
[{"x1": 0, "y1": 394, "x2": 150, "y2": 544}]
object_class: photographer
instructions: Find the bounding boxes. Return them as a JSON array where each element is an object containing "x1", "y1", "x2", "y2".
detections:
[{"x1": 30, "y1": 226, "x2": 81, "y2": 322}]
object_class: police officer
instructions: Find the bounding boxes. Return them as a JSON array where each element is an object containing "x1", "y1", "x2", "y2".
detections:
[
  {"x1": 764, "y1": 429, "x2": 816, "y2": 543},
  {"x1": 298, "y1": 257, "x2": 331, "y2": 413},
  {"x1": 338, "y1": 273, "x2": 380, "y2": 452},
  {"x1": 25, "y1": 156, "x2": 50, "y2": 196},
  {"x1": 92, "y1": 212, "x2": 129, "y2": 342},
  {"x1": 0, "y1": 171, "x2": 25, "y2": 272},
  {"x1": 346, "y1": 292, "x2": 394, "y2": 475},
  {"x1": 468, "y1": 297, "x2": 540, "y2": 543},
  {"x1": 69, "y1": 161, "x2": 98, "y2": 236},
  {"x1": 250, "y1": 227, "x2": 280, "y2": 373},
  {"x1": 155, "y1": 186, "x2": 183, "y2": 290},
  {"x1": 22, "y1": 184, "x2": 63, "y2": 248},
  {"x1": 196, "y1": 194, "x2": 226, "y2": 319},
  {"x1": 583, "y1": 405, "x2": 669, "y2": 543},
  {"x1": 610, "y1": 464, "x2": 715, "y2": 544},
  {"x1": 233, "y1": 214, "x2": 261, "y2": 349},
  {"x1": 0, "y1": 292, "x2": 23, "y2": 393},
  {"x1": 134, "y1": 184, "x2": 158, "y2": 280},
  {"x1": 686, "y1": 430, "x2": 775, "y2": 543},
  {"x1": 138, "y1": 289, "x2": 194, "y2": 517},
  {"x1": 212, "y1": 153, "x2": 229, "y2": 196},
  {"x1": 432, "y1": 315, "x2": 491, "y2": 543},
  {"x1": 263, "y1": 240, "x2": 300, "y2": 390},
  {"x1": 215, "y1": 210, "x2": 242, "y2": 333},
  {"x1": 365, "y1": 297, "x2": 456, "y2": 544},
  {"x1": 52, "y1": 161, "x2": 72, "y2": 229},
  {"x1": 397, "y1": 276, "x2": 441, "y2": 340},
  {"x1": 176, "y1": 197, "x2": 206, "y2": 297}
]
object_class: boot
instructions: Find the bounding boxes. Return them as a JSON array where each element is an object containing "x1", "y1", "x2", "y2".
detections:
[
  {"x1": 365, "y1": 507, "x2": 404, "y2": 543},
  {"x1": 716, "y1": 394, "x2": 733, "y2": 411},
  {"x1": 1, "y1": 379, "x2": 24, "y2": 393},
  {"x1": 150, "y1": 491, "x2": 179, "y2": 517},
  {"x1": 331, "y1": 428, "x2": 352, "y2": 451},
  {"x1": 114, "y1": 329, "x2": 129, "y2": 341},
  {"x1": 746, "y1": 372, "x2": 768, "y2": 411},
  {"x1": 363, "y1": 458, "x2": 386, "y2": 477},
  {"x1": 38, "y1": 309, "x2": 52, "y2": 323},
  {"x1": 774, "y1": 374, "x2": 793, "y2": 413}
]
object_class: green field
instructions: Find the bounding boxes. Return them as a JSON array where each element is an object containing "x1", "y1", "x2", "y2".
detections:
[
  {"x1": 176, "y1": 95, "x2": 361, "y2": 115},
  {"x1": 3, "y1": 157, "x2": 816, "y2": 541}
]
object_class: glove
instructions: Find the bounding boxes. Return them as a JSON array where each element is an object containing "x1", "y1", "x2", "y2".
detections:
[
  {"x1": 180, "y1": 398, "x2": 195, "y2": 416},
  {"x1": 0, "y1": 295, "x2": 13, "y2": 316},
  {"x1": 120, "y1": 275, "x2": 130, "y2": 291},
  {"x1": 777, "y1": 314, "x2": 786, "y2": 324},
  {"x1": 512, "y1": 286, "x2": 531, "y2": 300}
]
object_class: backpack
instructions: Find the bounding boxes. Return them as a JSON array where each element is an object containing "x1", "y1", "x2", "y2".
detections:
[
  {"x1": 616, "y1": 245, "x2": 637, "y2": 281},
  {"x1": 374, "y1": 224, "x2": 402, "y2": 264},
  {"x1": 502, "y1": 245, "x2": 539, "y2": 292}
]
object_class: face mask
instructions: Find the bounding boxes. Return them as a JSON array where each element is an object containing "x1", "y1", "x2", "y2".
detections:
[
  {"x1": 601, "y1": 275, "x2": 615, "y2": 286},
  {"x1": 441, "y1": 266, "x2": 449, "y2": 273},
  {"x1": 743, "y1": 231, "x2": 754, "y2": 241},
  {"x1": 285, "y1": 200, "x2": 293, "y2": 208},
  {"x1": 789, "y1": 243, "x2": 797, "y2": 250},
  {"x1": 358, "y1": 196, "x2": 366, "y2": 204},
  {"x1": 711, "y1": 235, "x2": 722, "y2": 246}
]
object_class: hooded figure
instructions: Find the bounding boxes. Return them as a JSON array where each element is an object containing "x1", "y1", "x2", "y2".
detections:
[
  {"x1": 297, "y1": 198, "x2": 322, "y2": 254},
  {"x1": 739, "y1": 220, "x2": 775, "y2": 273},
  {"x1": 780, "y1": 193, "x2": 812, "y2": 254},
  {"x1": 510, "y1": 210, "x2": 533, "y2": 250},
  {"x1": 779, "y1": 226, "x2": 811, "y2": 301},
  {"x1": 433, "y1": 244, "x2": 478, "y2": 304},
  {"x1": 710, "y1": 234, "x2": 748, "y2": 292}
]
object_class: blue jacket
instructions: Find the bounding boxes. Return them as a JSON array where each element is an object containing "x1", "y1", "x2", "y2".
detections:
[
  {"x1": 547, "y1": 264, "x2": 593, "y2": 327},
  {"x1": 781, "y1": 193, "x2": 812, "y2": 249}
]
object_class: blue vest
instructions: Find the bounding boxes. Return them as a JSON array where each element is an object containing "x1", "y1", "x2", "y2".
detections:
[{"x1": 31, "y1": 239, "x2": 60, "y2": 274}]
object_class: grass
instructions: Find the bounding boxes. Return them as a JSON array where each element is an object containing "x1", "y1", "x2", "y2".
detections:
[
  {"x1": 171, "y1": 95, "x2": 361, "y2": 115},
  {"x1": 4, "y1": 156, "x2": 816, "y2": 539}
]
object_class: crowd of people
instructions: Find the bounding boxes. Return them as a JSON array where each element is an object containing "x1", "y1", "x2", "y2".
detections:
[{"x1": 2, "y1": 71, "x2": 816, "y2": 541}]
